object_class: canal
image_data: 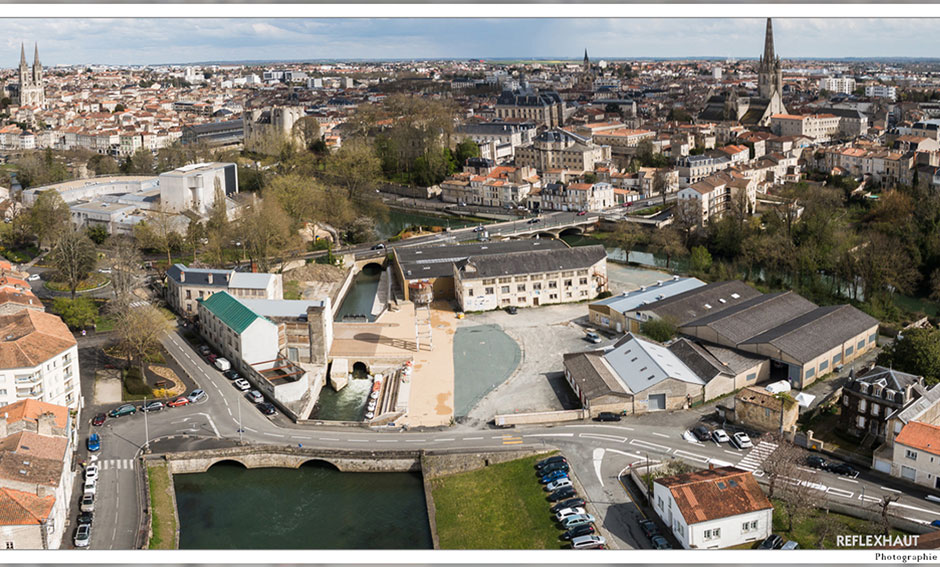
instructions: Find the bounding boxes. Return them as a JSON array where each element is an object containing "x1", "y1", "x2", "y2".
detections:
[
  {"x1": 174, "y1": 461, "x2": 433, "y2": 549},
  {"x1": 376, "y1": 208, "x2": 484, "y2": 239},
  {"x1": 561, "y1": 234, "x2": 690, "y2": 273},
  {"x1": 309, "y1": 374, "x2": 372, "y2": 421},
  {"x1": 334, "y1": 264, "x2": 383, "y2": 322}
]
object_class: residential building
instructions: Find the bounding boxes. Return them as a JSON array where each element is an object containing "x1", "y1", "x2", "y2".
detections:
[
  {"x1": 818, "y1": 76, "x2": 856, "y2": 95},
  {"x1": 592, "y1": 128, "x2": 656, "y2": 156},
  {"x1": 677, "y1": 171, "x2": 757, "y2": 225},
  {"x1": 451, "y1": 122, "x2": 536, "y2": 163},
  {"x1": 840, "y1": 366, "x2": 925, "y2": 444},
  {"x1": 514, "y1": 129, "x2": 611, "y2": 173},
  {"x1": 866, "y1": 85, "x2": 898, "y2": 101},
  {"x1": 0, "y1": 310, "x2": 79, "y2": 409},
  {"x1": 588, "y1": 276, "x2": 706, "y2": 333},
  {"x1": 733, "y1": 386, "x2": 799, "y2": 434},
  {"x1": 652, "y1": 466, "x2": 773, "y2": 549},
  {"x1": 237, "y1": 298, "x2": 333, "y2": 366},
  {"x1": 890, "y1": 421, "x2": 940, "y2": 489},
  {"x1": 676, "y1": 154, "x2": 732, "y2": 186},
  {"x1": 495, "y1": 88, "x2": 565, "y2": 128},
  {"x1": 454, "y1": 245, "x2": 607, "y2": 311},
  {"x1": 529, "y1": 181, "x2": 614, "y2": 212},
  {"x1": 165, "y1": 263, "x2": 282, "y2": 315},
  {"x1": 770, "y1": 113, "x2": 842, "y2": 142}
]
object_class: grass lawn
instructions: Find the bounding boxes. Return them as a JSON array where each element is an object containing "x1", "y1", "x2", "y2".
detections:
[
  {"x1": 45, "y1": 272, "x2": 109, "y2": 293},
  {"x1": 94, "y1": 315, "x2": 116, "y2": 332},
  {"x1": 430, "y1": 453, "x2": 565, "y2": 549},
  {"x1": 770, "y1": 498, "x2": 909, "y2": 549},
  {"x1": 147, "y1": 463, "x2": 177, "y2": 549},
  {"x1": 284, "y1": 279, "x2": 302, "y2": 300}
]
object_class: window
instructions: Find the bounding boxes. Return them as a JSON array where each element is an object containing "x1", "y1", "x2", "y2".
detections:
[
  {"x1": 498, "y1": 277, "x2": 512, "y2": 284},
  {"x1": 741, "y1": 520, "x2": 759, "y2": 533},
  {"x1": 846, "y1": 345, "x2": 854, "y2": 356},
  {"x1": 657, "y1": 496, "x2": 664, "y2": 511},
  {"x1": 871, "y1": 403, "x2": 879, "y2": 416},
  {"x1": 746, "y1": 372, "x2": 756, "y2": 381},
  {"x1": 820, "y1": 360, "x2": 829, "y2": 371},
  {"x1": 186, "y1": 289, "x2": 192, "y2": 299},
  {"x1": 564, "y1": 279, "x2": 572, "y2": 287},
  {"x1": 858, "y1": 339, "x2": 866, "y2": 350},
  {"x1": 859, "y1": 399, "x2": 867, "y2": 412},
  {"x1": 805, "y1": 368, "x2": 815, "y2": 379},
  {"x1": 483, "y1": 279, "x2": 495, "y2": 285},
  {"x1": 580, "y1": 290, "x2": 588, "y2": 297},
  {"x1": 906, "y1": 449, "x2": 918, "y2": 461},
  {"x1": 703, "y1": 528, "x2": 721, "y2": 540},
  {"x1": 869, "y1": 333, "x2": 877, "y2": 344},
  {"x1": 485, "y1": 287, "x2": 494, "y2": 295},
  {"x1": 764, "y1": 407, "x2": 771, "y2": 418},
  {"x1": 517, "y1": 285, "x2": 526, "y2": 292},
  {"x1": 548, "y1": 281, "x2": 558, "y2": 289},
  {"x1": 579, "y1": 278, "x2": 588, "y2": 285},
  {"x1": 6, "y1": 542, "x2": 13, "y2": 549},
  {"x1": 833, "y1": 353, "x2": 842, "y2": 365},
  {"x1": 857, "y1": 415, "x2": 866, "y2": 428},
  {"x1": 501, "y1": 286, "x2": 510, "y2": 294},
  {"x1": 533, "y1": 282, "x2": 542, "y2": 290},
  {"x1": 468, "y1": 289, "x2": 474, "y2": 297}
]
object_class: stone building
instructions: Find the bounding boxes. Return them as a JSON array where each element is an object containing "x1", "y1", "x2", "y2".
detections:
[
  {"x1": 12, "y1": 44, "x2": 44, "y2": 108},
  {"x1": 733, "y1": 386, "x2": 799, "y2": 433},
  {"x1": 514, "y1": 129, "x2": 611, "y2": 173},
  {"x1": 495, "y1": 88, "x2": 565, "y2": 128},
  {"x1": 243, "y1": 105, "x2": 307, "y2": 155},
  {"x1": 839, "y1": 366, "x2": 925, "y2": 444}
]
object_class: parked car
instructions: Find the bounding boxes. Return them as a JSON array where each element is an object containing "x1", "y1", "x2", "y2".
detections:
[
  {"x1": 91, "y1": 413, "x2": 106, "y2": 426},
  {"x1": 691, "y1": 425, "x2": 711, "y2": 442},
  {"x1": 758, "y1": 534, "x2": 784, "y2": 549},
  {"x1": 548, "y1": 486, "x2": 577, "y2": 502},
  {"x1": 187, "y1": 389, "x2": 207, "y2": 403},
  {"x1": 74, "y1": 524, "x2": 91, "y2": 548},
  {"x1": 584, "y1": 330, "x2": 602, "y2": 344},
  {"x1": 536, "y1": 455, "x2": 567, "y2": 469},
  {"x1": 197, "y1": 345, "x2": 211, "y2": 356},
  {"x1": 141, "y1": 401, "x2": 164, "y2": 413},
  {"x1": 84, "y1": 464, "x2": 99, "y2": 482},
  {"x1": 473, "y1": 225, "x2": 485, "y2": 232},
  {"x1": 561, "y1": 513, "x2": 595, "y2": 529},
  {"x1": 577, "y1": 211, "x2": 587, "y2": 216},
  {"x1": 781, "y1": 540, "x2": 800, "y2": 550},
  {"x1": 371, "y1": 243, "x2": 386, "y2": 250},
  {"x1": 807, "y1": 455, "x2": 828, "y2": 470},
  {"x1": 86, "y1": 434, "x2": 101, "y2": 452},
  {"x1": 505, "y1": 306, "x2": 518, "y2": 315},
  {"x1": 233, "y1": 378, "x2": 251, "y2": 391},
  {"x1": 931, "y1": 519, "x2": 940, "y2": 528},
  {"x1": 571, "y1": 534, "x2": 605, "y2": 549},
  {"x1": 595, "y1": 411, "x2": 621, "y2": 422},
  {"x1": 526, "y1": 218, "x2": 540, "y2": 224},
  {"x1": 551, "y1": 498, "x2": 585, "y2": 514},
  {"x1": 651, "y1": 535, "x2": 672, "y2": 549},
  {"x1": 545, "y1": 478, "x2": 573, "y2": 492},
  {"x1": 247, "y1": 390, "x2": 264, "y2": 403},
  {"x1": 223, "y1": 370, "x2": 240, "y2": 381},
  {"x1": 77, "y1": 511, "x2": 93, "y2": 526},
  {"x1": 711, "y1": 429, "x2": 731, "y2": 444},
  {"x1": 207, "y1": 353, "x2": 218, "y2": 363},
  {"x1": 539, "y1": 461, "x2": 570, "y2": 475},
  {"x1": 560, "y1": 523, "x2": 595, "y2": 540},
  {"x1": 80, "y1": 493, "x2": 95, "y2": 513},
  {"x1": 731, "y1": 432, "x2": 753, "y2": 449},
  {"x1": 27, "y1": 273, "x2": 40, "y2": 282},
  {"x1": 214, "y1": 357, "x2": 231, "y2": 372},
  {"x1": 167, "y1": 397, "x2": 190, "y2": 408},
  {"x1": 555, "y1": 507, "x2": 586, "y2": 522},
  {"x1": 258, "y1": 402, "x2": 277, "y2": 416},
  {"x1": 828, "y1": 462, "x2": 859, "y2": 478},
  {"x1": 639, "y1": 519, "x2": 660, "y2": 540},
  {"x1": 541, "y1": 470, "x2": 569, "y2": 484},
  {"x1": 108, "y1": 404, "x2": 137, "y2": 418},
  {"x1": 83, "y1": 479, "x2": 97, "y2": 496}
]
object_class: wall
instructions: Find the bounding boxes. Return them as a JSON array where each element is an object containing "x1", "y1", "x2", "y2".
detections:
[
  {"x1": 420, "y1": 448, "x2": 549, "y2": 480},
  {"x1": 494, "y1": 409, "x2": 589, "y2": 427},
  {"x1": 161, "y1": 446, "x2": 422, "y2": 474}
]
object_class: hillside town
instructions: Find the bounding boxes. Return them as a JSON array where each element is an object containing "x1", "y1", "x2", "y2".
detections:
[{"x1": 1, "y1": 17, "x2": 940, "y2": 557}]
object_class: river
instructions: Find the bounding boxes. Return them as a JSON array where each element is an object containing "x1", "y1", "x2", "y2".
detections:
[
  {"x1": 334, "y1": 263, "x2": 383, "y2": 323},
  {"x1": 376, "y1": 208, "x2": 484, "y2": 239},
  {"x1": 174, "y1": 461, "x2": 433, "y2": 549}
]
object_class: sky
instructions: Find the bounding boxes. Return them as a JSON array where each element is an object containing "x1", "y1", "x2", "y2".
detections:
[{"x1": 1, "y1": 18, "x2": 939, "y2": 67}]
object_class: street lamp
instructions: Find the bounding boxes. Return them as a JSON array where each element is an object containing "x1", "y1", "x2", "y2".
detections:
[{"x1": 143, "y1": 394, "x2": 149, "y2": 454}]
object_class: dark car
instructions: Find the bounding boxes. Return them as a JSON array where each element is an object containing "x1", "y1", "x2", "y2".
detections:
[
  {"x1": 536, "y1": 455, "x2": 567, "y2": 469},
  {"x1": 807, "y1": 455, "x2": 828, "y2": 470},
  {"x1": 548, "y1": 486, "x2": 577, "y2": 502},
  {"x1": 91, "y1": 413, "x2": 106, "y2": 427},
  {"x1": 371, "y1": 243, "x2": 386, "y2": 250},
  {"x1": 108, "y1": 404, "x2": 136, "y2": 418},
  {"x1": 551, "y1": 498, "x2": 586, "y2": 514},
  {"x1": 77, "y1": 511, "x2": 93, "y2": 526},
  {"x1": 258, "y1": 402, "x2": 277, "y2": 416},
  {"x1": 223, "y1": 370, "x2": 241, "y2": 381},
  {"x1": 931, "y1": 519, "x2": 940, "y2": 528},
  {"x1": 829, "y1": 462, "x2": 859, "y2": 478},
  {"x1": 651, "y1": 535, "x2": 672, "y2": 549},
  {"x1": 561, "y1": 523, "x2": 595, "y2": 540},
  {"x1": 758, "y1": 534, "x2": 784, "y2": 549},
  {"x1": 691, "y1": 425, "x2": 711, "y2": 442},
  {"x1": 505, "y1": 306, "x2": 518, "y2": 315},
  {"x1": 527, "y1": 218, "x2": 540, "y2": 224},
  {"x1": 539, "y1": 461, "x2": 570, "y2": 475},
  {"x1": 540, "y1": 470, "x2": 569, "y2": 484},
  {"x1": 639, "y1": 519, "x2": 660, "y2": 540},
  {"x1": 595, "y1": 411, "x2": 621, "y2": 422}
]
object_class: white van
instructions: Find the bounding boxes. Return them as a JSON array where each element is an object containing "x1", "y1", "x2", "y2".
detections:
[{"x1": 214, "y1": 357, "x2": 231, "y2": 372}]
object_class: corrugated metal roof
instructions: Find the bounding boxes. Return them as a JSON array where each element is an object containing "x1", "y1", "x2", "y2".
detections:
[{"x1": 199, "y1": 291, "x2": 262, "y2": 334}]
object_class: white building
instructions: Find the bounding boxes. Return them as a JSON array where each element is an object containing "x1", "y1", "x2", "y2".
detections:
[
  {"x1": 0, "y1": 310, "x2": 79, "y2": 409},
  {"x1": 653, "y1": 466, "x2": 773, "y2": 549},
  {"x1": 866, "y1": 85, "x2": 898, "y2": 101},
  {"x1": 818, "y1": 76, "x2": 856, "y2": 94},
  {"x1": 890, "y1": 421, "x2": 940, "y2": 489},
  {"x1": 159, "y1": 162, "x2": 237, "y2": 216}
]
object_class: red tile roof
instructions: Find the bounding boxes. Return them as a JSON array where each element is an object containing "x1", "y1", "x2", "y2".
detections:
[
  {"x1": 0, "y1": 487, "x2": 54, "y2": 526},
  {"x1": 0, "y1": 399, "x2": 69, "y2": 429},
  {"x1": 656, "y1": 466, "x2": 772, "y2": 524},
  {"x1": 895, "y1": 421, "x2": 940, "y2": 456}
]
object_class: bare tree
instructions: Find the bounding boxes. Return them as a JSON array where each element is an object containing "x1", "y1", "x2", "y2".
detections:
[
  {"x1": 105, "y1": 235, "x2": 143, "y2": 302},
  {"x1": 28, "y1": 190, "x2": 70, "y2": 250},
  {"x1": 758, "y1": 432, "x2": 802, "y2": 500},
  {"x1": 879, "y1": 494, "x2": 900, "y2": 536},
  {"x1": 113, "y1": 303, "x2": 173, "y2": 378},
  {"x1": 49, "y1": 225, "x2": 97, "y2": 299}
]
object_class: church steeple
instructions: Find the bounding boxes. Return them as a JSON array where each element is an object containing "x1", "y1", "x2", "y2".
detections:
[{"x1": 762, "y1": 18, "x2": 776, "y2": 67}]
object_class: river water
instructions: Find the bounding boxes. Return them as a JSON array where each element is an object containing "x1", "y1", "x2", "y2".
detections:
[
  {"x1": 376, "y1": 209, "x2": 483, "y2": 239},
  {"x1": 334, "y1": 264, "x2": 383, "y2": 322},
  {"x1": 174, "y1": 461, "x2": 433, "y2": 549}
]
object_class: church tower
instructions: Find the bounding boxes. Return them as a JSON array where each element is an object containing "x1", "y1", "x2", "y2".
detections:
[
  {"x1": 14, "y1": 42, "x2": 45, "y2": 108},
  {"x1": 756, "y1": 18, "x2": 786, "y2": 117},
  {"x1": 32, "y1": 43, "x2": 42, "y2": 88},
  {"x1": 17, "y1": 43, "x2": 28, "y2": 94},
  {"x1": 583, "y1": 48, "x2": 590, "y2": 74}
]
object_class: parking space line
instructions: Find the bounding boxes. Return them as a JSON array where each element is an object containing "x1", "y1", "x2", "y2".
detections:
[
  {"x1": 630, "y1": 438, "x2": 671, "y2": 453},
  {"x1": 673, "y1": 450, "x2": 709, "y2": 463},
  {"x1": 827, "y1": 487, "x2": 854, "y2": 498},
  {"x1": 651, "y1": 432, "x2": 670, "y2": 439},
  {"x1": 835, "y1": 477, "x2": 859, "y2": 484},
  {"x1": 881, "y1": 486, "x2": 901, "y2": 493}
]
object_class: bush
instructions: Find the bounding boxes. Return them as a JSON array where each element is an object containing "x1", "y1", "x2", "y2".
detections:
[
  {"x1": 596, "y1": 290, "x2": 613, "y2": 300},
  {"x1": 124, "y1": 367, "x2": 151, "y2": 396},
  {"x1": 640, "y1": 317, "x2": 677, "y2": 342}
]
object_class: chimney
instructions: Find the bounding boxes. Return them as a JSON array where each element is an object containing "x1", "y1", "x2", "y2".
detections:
[
  {"x1": 37, "y1": 412, "x2": 54, "y2": 437},
  {"x1": 708, "y1": 462, "x2": 715, "y2": 470},
  {"x1": 207, "y1": 273, "x2": 212, "y2": 285},
  {"x1": 179, "y1": 269, "x2": 185, "y2": 283}
]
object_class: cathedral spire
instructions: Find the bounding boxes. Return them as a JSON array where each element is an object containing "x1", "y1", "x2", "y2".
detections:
[
  {"x1": 33, "y1": 43, "x2": 39, "y2": 67},
  {"x1": 584, "y1": 48, "x2": 589, "y2": 64},
  {"x1": 763, "y1": 18, "x2": 776, "y2": 66},
  {"x1": 19, "y1": 43, "x2": 26, "y2": 67}
]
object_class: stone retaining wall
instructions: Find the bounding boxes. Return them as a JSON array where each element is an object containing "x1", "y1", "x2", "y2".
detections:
[{"x1": 159, "y1": 445, "x2": 423, "y2": 474}]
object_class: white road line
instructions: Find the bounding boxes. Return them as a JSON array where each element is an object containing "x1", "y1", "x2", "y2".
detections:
[
  {"x1": 835, "y1": 477, "x2": 859, "y2": 484},
  {"x1": 724, "y1": 450, "x2": 740, "y2": 456},
  {"x1": 630, "y1": 438, "x2": 671, "y2": 452},
  {"x1": 375, "y1": 439, "x2": 397, "y2": 443},
  {"x1": 563, "y1": 424, "x2": 634, "y2": 431},
  {"x1": 226, "y1": 407, "x2": 232, "y2": 416},
  {"x1": 860, "y1": 494, "x2": 881, "y2": 503},
  {"x1": 651, "y1": 432, "x2": 670, "y2": 439},
  {"x1": 170, "y1": 418, "x2": 191, "y2": 424},
  {"x1": 881, "y1": 486, "x2": 901, "y2": 493},
  {"x1": 797, "y1": 466, "x2": 817, "y2": 474},
  {"x1": 197, "y1": 413, "x2": 221, "y2": 438},
  {"x1": 404, "y1": 439, "x2": 424, "y2": 443},
  {"x1": 463, "y1": 436, "x2": 483, "y2": 440},
  {"x1": 524, "y1": 433, "x2": 574, "y2": 438},
  {"x1": 604, "y1": 448, "x2": 646, "y2": 459},
  {"x1": 827, "y1": 487, "x2": 854, "y2": 498},
  {"x1": 890, "y1": 501, "x2": 940, "y2": 515},
  {"x1": 245, "y1": 427, "x2": 257, "y2": 433},
  {"x1": 347, "y1": 439, "x2": 367, "y2": 443},
  {"x1": 580, "y1": 433, "x2": 627, "y2": 443},
  {"x1": 290, "y1": 435, "x2": 312, "y2": 440},
  {"x1": 437, "y1": 438, "x2": 455, "y2": 442},
  {"x1": 673, "y1": 450, "x2": 709, "y2": 463},
  {"x1": 592, "y1": 448, "x2": 605, "y2": 487},
  {"x1": 319, "y1": 437, "x2": 339, "y2": 441}
]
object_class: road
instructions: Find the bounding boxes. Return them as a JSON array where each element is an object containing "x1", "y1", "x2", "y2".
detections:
[{"x1": 67, "y1": 327, "x2": 940, "y2": 550}]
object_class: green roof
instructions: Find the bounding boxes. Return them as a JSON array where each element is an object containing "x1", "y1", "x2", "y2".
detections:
[{"x1": 199, "y1": 291, "x2": 264, "y2": 333}]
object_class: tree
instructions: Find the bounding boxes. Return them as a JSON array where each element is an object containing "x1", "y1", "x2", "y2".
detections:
[
  {"x1": 454, "y1": 139, "x2": 480, "y2": 166},
  {"x1": 640, "y1": 317, "x2": 677, "y2": 342},
  {"x1": 650, "y1": 227, "x2": 686, "y2": 270},
  {"x1": 113, "y1": 103, "x2": 126, "y2": 113},
  {"x1": 49, "y1": 226, "x2": 97, "y2": 298},
  {"x1": 291, "y1": 116, "x2": 321, "y2": 150},
  {"x1": 689, "y1": 245, "x2": 713, "y2": 274},
  {"x1": 113, "y1": 304, "x2": 172, "y2": 378},
  {"x1": 609, "y1": 221, "x2": 643, "y2": 258},
  {"x1": 877, "y1": 328, "x2": 940, "y2": 385},
  {"x1": 86, "y1": 225, "x2": 109, "y2": 245},
  {"x1": 105, "y1": 235, "x2": 143, "y2": 302},
  {"x1": 758, "y1": 432, "x2": 803, "y2": 501},
  {"x1": 148, "y1": 202, "x2": 183, "y2": 268},
  {"x1": 324, "y1": 138, "x2": 382, "y2": 202},
  {"x1": 88, "y1": 154, "x2": 120, "y2": 176},
  {"x1": 52, "y1": 297, "x2": 98, "y2": 329},
  {"x1": 28, "y1": 190, "x2": 70, "y2": 249},
  {"x1": 239, "y1": 194, "x2": 295, "y2": 272},
  {"x1": 184, "y1": 219, "x2": 205, "y2": 264},
  {"x1": 124, "y1": 148, "x2": 154, "y2": 175}
]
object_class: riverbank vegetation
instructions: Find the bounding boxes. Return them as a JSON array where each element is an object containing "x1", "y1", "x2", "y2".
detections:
[
  {"x1": 430, "y1": 454, "x2": 565, "y2": 549},
  {"x1": 147, "y1": 463, "x2": 177, "y2": 550}
]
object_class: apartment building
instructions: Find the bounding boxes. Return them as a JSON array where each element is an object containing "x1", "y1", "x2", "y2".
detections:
[
  {"x1": 514, "y1": 129, "x2": 611, "y2": 173},
  {"x1": 0, "y1": 310, "x2": 79, "y2": 409},
  {"x1": 165, "y1": 263, "x2": 282, "y2": 315},
  {"x1": 677, "y1": 171, "x2": 757, "y2": 225},
  {"x1": 494, "y1": 88, "x2": 565, "y2": 128},
  {"x1": 866, "y1": 85, "x2": 897, "y2": 101},
  {"x1": 439, "y1": 164, "x2": 538, "y2": 208},
  {"x1": 818, "y1": 76, "x2": 856, "y2": 94},
  {"x1": 530, "y1": 181, "x2": 614, "y2": 212},
  {"x1": 591, "y1": 128, "x2": 656, "y2": 156},
  {"x1": 159, "y1": 162, "x2": 237, "y2": 216},
  {"x1": 676, "y1": 154, "x2": 732, "y2": 186}
]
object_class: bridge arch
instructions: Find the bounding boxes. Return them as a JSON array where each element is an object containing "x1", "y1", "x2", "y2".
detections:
[
  {"x1": 352, "y1": 361, "x2": 370, "y2": 377},
  {"x1": 361, "y1": 261, "x2": 384, "y2": 273},
  {"x1": 299, "y1": 459, "x2": 341, "y2": 471},
  {"x1": 206, "y1": 458, "x2": 249, "y2": 471},
  {"x1": 559, "y1": 227, "x2": 584, "y2": 237},
  {"x1": 536, "y1": 232, "x2": 558, "y2": 240}
]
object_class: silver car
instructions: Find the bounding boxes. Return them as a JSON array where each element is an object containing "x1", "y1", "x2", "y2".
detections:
[
  {"x1": 571, "y1": 534, "x2": 605, "y2": 549},
  {"x1": 74, "y1": 524, "x2": 91, "y2": 548},
  {"x1": 731, "y1": 432, "x2": 753, "y2": 449},
  {"x1": 712, "y1": 429, "x2": 731, "y2": 444},
  {"x1": 562, "y1": 513, "x2": 596, "y2": 529},
  {"x1": 80, "y1": 493, "x2": 94, "y2": 512},
  {"x1": 555, "y1": 507, "x2": 586, "y2": 522}
]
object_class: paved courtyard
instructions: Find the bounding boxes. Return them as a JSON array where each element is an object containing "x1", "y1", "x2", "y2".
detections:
[{"x1": 452, "y1": 324, "x2": 520, "y2": 418}]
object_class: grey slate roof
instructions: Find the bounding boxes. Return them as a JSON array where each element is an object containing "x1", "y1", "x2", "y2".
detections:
[
  {"x1": 229, "y1": 272, "x2": 277, "y2": 290},
  {"x1": 238, "y1": 299, "x2": 327, "y2": 319},
  {"x1": 592, "y1": 277, "x2": 706, "y2": 314},
  {"x1": 166, "y1": 263, "x2": 231, "y2": 287},
  {"x1": 638, "y1": 280, "x2": 762, "y2": 326},
  {"x1": 682, "y1": 292, "x2": 818, "y2": 345},
  {"x1": 668, "y1": 338, "x2": 732, "y2": 383},
  {"x1": 889, "y1": 383, "x2": 940, "y2": 423},
  {"x1": 740, "y1": 304, "x2": 879, "y2": 363},
  {"x1": 699, "y1": 343, "x2": 766, "y2": 375},
  {"x1": 396, "y1": 239, "x2": 567, "y2": 280},
  {"x1": 563, "y1": 351, "x2": 630, "y2": 400},
  {"x1": 856, "y1": 366, "x2": 922, "y2": 391},
  {"x1": 460, "y1": 245, "x2": 606, "y2": 279}
]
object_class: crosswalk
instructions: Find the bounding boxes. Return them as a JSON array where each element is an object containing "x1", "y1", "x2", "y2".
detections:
[
  {"x1": 99, "y1": 459, "x2": 135, "y2": 470},
  {"x1": 736, "y1": 441, "x2": 778, "y2": 472}
]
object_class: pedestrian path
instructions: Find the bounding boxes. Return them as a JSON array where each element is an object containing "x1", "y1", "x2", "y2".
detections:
[
  {"x1": 100, "y1": 459, "x2": 135, "y2": 470},
  {"x1": 736, "y1": 441, "x2": 778, "y2": 472}
]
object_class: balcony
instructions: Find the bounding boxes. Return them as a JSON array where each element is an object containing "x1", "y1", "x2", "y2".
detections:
[
  {"x1": 14, "y1": 374, "x2": 41, "y2": 385},
  {"x1": 16, "y1": 385, "x2": 43, "y2": 398}
]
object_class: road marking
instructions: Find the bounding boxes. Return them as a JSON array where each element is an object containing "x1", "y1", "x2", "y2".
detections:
[
  {"x1": 835, "y1": 477, "x2": 859, "y2": 484},
  {"x1": 197, "y1": 412, "x2": 221, "y2": 438},
  {"x1": 797, "y1": 466, "x2": 817, "y2": 474},
  {"x1": 226, "y1": 407, "x2": 232, "y2": 416},
  {"x1": 890, "y1": 501, "x2": 940, "y2": 515},
  {"x1": 404, "y1": 439, "x2": 424, "y2": 443},
  {"x1": 319, "y1": 437, "x2": 339, "y2": 441},
  {"x1": 605, "y1": 448, "x2": 646, "y2": 459},
  {"x1": 463, "y1": 436, "x2": 483, "y2": 440},
  {"x1": 827, "y1": 487, "x2": 854, "y2": 498},
  {"x1": 860, "y1": 494, "x2": 881, "y2": 503},
  {"x1": 245, "y1": 427, "x2": 257, "y2": 433},
  {"x1": 290, "y1": 435, "x2": 312, "y2": 440},
  {"x1": 437, "y1": 438, "x2": 455, "y2": 442},
  {"x1": 564, "y1": 424, "x2": 634, "y2": 431},
  {"x1": 580, "y1": 433, "x2": 627, "y2": 443},
  {"x1": 524, "y1": 433, "x2": 574, "y2": 438},
  {"x1": 170, "y1": 418, "x2": 191, "y2": 424},
  {"x1": 629, "y1": 438, "x2": 670, "y2": 453},
  {"x1": 347, "y1": 439, "x2": 367, "y2": 443},
  {"x1": 724, "y1": 450, "x2": 740, "y2": 456},
  {"x1": 881, "y1": 486, "x2": 901, "y2": 493},
  {"x1": 651, "y1": 432, "x2": 670, "y2": 439},
  {"x1": 735, "y1": 441, "x2": 778, "y2": 472},
  {"x1": 673, "y1": 450, "x2": 709, "y2": 463},
  {"x1": 592, "y1": 448, "x2": 605, "y2": 487},
  {"x1": 263, "y1": 432, "x2": 285, "y2": 438},
  {"x1": 375, "y1": 439, "x2": 397, "y2": 443},
  {"x1": 502, "y1": 436, "x2": 523, "y2": 445}
]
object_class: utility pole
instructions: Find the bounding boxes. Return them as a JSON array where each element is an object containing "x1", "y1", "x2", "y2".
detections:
[
  {"x1": 143, "y1": 395, "x2": 149, "y2": 454},
  {"x1": 238, "y1": 400, "x2": 243, "y2": 445}
]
